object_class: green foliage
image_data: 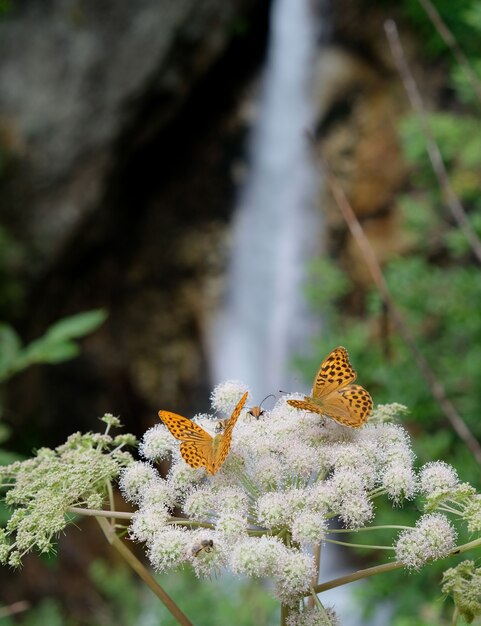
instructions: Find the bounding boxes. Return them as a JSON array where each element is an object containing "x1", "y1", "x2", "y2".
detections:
[
  {"x1": 296, "y1": 4, "x2": 481, "y2": 622},
  {"x1": 393, "y1": 0, "x2": 481, "y2": 60},
  {"x1": 0, "y1": 425, "x2": 135, "y2": 566},
  {"x1": 90, "y1": 562, "x2": 278, "y2": 626},
  {"x1": 0, "y1": 309, "x2": 107, "y2": 383},
  {"x1": 0, "y1": 0, "x2": 11, "y2": 17}
]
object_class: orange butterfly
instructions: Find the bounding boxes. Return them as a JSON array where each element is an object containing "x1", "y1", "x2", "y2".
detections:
[
  {"x1": 158, "y1": 391, "x2": 248, "y2": 474},
  {"x1": 287, "y1": 347, "x2": 372, "y2": 427}
]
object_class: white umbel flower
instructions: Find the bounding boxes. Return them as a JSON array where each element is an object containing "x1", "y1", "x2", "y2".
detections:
[
  {"x1": 210, "y1": 380, "x2": 249, "y2": 414},
  {"x1": 119, "y1": 462, "x2": 158, "y2": 503},
  {"x1": 419, "y1": 461, "x2": 459, "y2": 496},
  {"x1": 395, "y1": 513, "x2": 457, "y2": 569}
]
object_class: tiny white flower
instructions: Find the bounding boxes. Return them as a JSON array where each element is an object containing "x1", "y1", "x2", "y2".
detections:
[
  {"x1": 328, "y1": 443, "x2": 377, "y2": 490},
  {"x1": 287, "y1": 606, "x2": 341, "y2": 626},
  {"x1": 419, "y1": 461, "x2": 459, "y2": 496},
  {"x1": 183, "y1": 488, "x2": 215, "y2": 519},
  {"x1": 140, "y1": 424, "x2": 176, "y2": 461},
  {"x1": 214, "y1": 487, "x2": 249, "y2": 514},
  {"x1": 167, "y1": 460, "x2": 205, "y2": 496},
  {"x1": 257, "y1": 488, "x2": 311, "y2": 529},
  {"x1": 463, "y1": 494, "x2": 481, "y2": 533},
  {"x1": 370, "y1": 403, "x2": 408, "y2": 423},
  {"x1": 148, "y1": 527, "x2": 190, "y2": 572},
  {"x1": 395, "y1": 513, "x2": 457, "y2": 569},
  {"x1": 139, "y1": 480, "x2": 177, "y2": 511},
  {"x1": 338, "y1": 492, "x2": 374, "y2": 529},
  {"x1": 247, "y1": 456, "x2": 283, "y2": 491},
  {"x1": 210, "y1": 380, "x2": 249, "y2": 414},
  {"x1": 274, "y1": 550, "x2": 315, "y2": 604},
  {"x1": 216, "y1": 512, "x2": 248, "y2": 539},
  {"x1": 230, "y1": 536, "x2": 287, "y2": 577},
  {"x1": 382, "y1": 462, "x2": 418, "y2": 503},
  {"x1": 291, "y1": 511, "x2": 328, "y2": 544},
  {"x1": 257, "y1": 492, "x2": 293, "y2": 528},
  {"x1": 119, "y1": 462, "x2": 159, "y2": 503},
  {"x1": 130, "y1": 508, "x2": 170, "y2": 543}
]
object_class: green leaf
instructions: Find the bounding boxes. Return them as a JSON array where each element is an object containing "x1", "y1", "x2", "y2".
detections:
[
  {"x1": 0, "y1": 324, "x2": 22, "y2": 374},
  {"x1": 0, "y1": 422, "x2": 11, "y2": 444},
  {"x1": 44, "y1": 309, "x2": 107, "y2": 342},
  {"x1": 22, "y1": 340, "x2": 80, "y2": 364}
]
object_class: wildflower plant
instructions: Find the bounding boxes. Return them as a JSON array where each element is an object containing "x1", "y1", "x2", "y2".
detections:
[{"x1": 1, "y1": 384, "x2": 481, "y2": 625}]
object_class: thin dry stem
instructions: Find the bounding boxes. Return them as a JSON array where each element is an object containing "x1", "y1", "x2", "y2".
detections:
[
  {"x1": 327, "y1": 173, "x2": 481, "y2": 467},
  {"x1": 307, "y1": 542, "x2": 322, "y2": 609},
  {"x1": 417, "y1": 0, "x2": 481, "y2": 105},
  {"x1": 68, "y1": 506, "x2": 134, "y2": 519},
  {"x1": 96, "y1": 516, "x2": 194, "y2": 626},
  {"x1": 280, "y1": 603, "x2": 290, "y2": 626},
  {"x1": 0, "y1": 601, "x2": 30, "y2": 619},
  {"x1": 385, "y1": 19, "x2": 481, "y2": 265}
]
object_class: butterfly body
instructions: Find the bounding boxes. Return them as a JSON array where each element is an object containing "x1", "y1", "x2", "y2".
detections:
[
  {"x1": 287, "y1": 347, "x2": 372, "y2": 428},
  {"x1": 159, "y1": 391, "x2": 248, "y2": 474}
]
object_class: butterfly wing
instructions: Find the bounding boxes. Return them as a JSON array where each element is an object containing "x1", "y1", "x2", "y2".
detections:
[
  {"x1": 287, "y1": 399, "x2": 326, "y2": 417},
  {"x1": 312, "y1": 346, "x2": 357, "y2": 398},
  {"x1": 159, "y1": 410, "x2": 214, "y2": 471},
  {"x1": 213, "y1": 391, "x2": 248, "y2": 472},
  {"x1": 288, "y1": 384, "x2": 372, "y2": 427},
  {"x1": 335, "y1": 384, "x2": 372, "y2": 427}
]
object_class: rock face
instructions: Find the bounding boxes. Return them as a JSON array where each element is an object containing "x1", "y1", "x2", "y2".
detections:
[
  {"x1": 0, "y1": 0, "x2": 271, "y2": 446},
  {"x1": 0, "y1": 0, "x2": 271, "y2": 617},
  {"x1": 0, "y1": 0, "x2": 264, "y2": 261}
]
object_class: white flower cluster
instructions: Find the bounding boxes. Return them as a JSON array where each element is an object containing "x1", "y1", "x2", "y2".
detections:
[
  {"x1": 120, "y1": 381, "x2": 423, "y2": 607},
  {"x1": 395, "y1": 513, "x2": 457, "y2": 569}
]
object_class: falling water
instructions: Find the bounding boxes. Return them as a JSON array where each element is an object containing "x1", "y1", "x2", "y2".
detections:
[
  {"x1": 209, "y1": 1, "x2": 392, "y2": 624},
  {"x1": 210, "y1": 0, "x2": 320, "y2": 401}
]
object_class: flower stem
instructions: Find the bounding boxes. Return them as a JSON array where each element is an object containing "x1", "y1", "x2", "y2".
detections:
[
  {"x1": 451, "y1": 605, "x2": 459, "y2": 626},
  {"x1": 95, "y1": 516, "x2": 194, "y2": 626},
  {"x1": 307, "y1": 543, "x2": 321, "y2": 609},
  {"x1": 313, "y1": 536, "x2": 481, "y2": 594},
  {"x1": 314, "y1": 560, "x2": 405, "y2": 593},
  {"x1": 324, "y1": 538, "x2": 394, "y2": 550},
  {"x1": 68, "y1": 506, "x2": 134, "y2": 519},
  {"x1": 330, "y1": 525, "x2": 412, "y2": 533}
]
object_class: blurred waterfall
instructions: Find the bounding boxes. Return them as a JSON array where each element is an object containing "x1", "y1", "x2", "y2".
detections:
[
  {"x1": 208, "y1": 1, "x2": 392, "y2": 624},
  {"x1": 210, "y1": 0, "x2": 320, "y2": 401}
]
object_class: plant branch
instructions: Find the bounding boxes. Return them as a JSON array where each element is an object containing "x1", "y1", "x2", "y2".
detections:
[
  {"x1": 384, "y1": 19, "x2": 481, "y2": 265},
  {"x1": 308, "y1": 542, "x2": 322, "y2": 609},
  {"x1": 0, "y1": 601, "x2": 30, "y2": 619},
  {"x1": 313, "y1": 536, "x2": 481, "y2": 594},
  {"x1": 417, "y1": 0, "x2": 481, "y2": 105},
  {"x1": 327, "y1": 173, "x2": 481, "y2": 467},
  {"x1": 68, "y1": 506, "x2": 134, "y2": 519},
  {"x1": 314, "y1": 559, "x2": 405, "y2": 593},
  {"x1": 324, "y1": 538, "x2": 393, "y2": 550},
  {"x1": 280, "y1": 603, "x2": 290, "y2": 626},
  {"x1": 95, "y1": 516, "x2": 194, "y2": 626}
]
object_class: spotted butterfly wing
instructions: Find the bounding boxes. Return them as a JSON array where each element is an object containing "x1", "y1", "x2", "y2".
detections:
[
  {"x1": 159, "y1": 411, "x2": 214, "y2": 470},
  {"x1": 158, "y1": 391, "x2": 248, "y2": 474},
  {"x1": 287, "y1": 347, "x2": 372, "y2": 427},
  {"x1": 214, "y1": 391, "x2": 248, "y2": 471},
  {"x1": 312, "y1": 346, "x2": 356, "y2": 398}
]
